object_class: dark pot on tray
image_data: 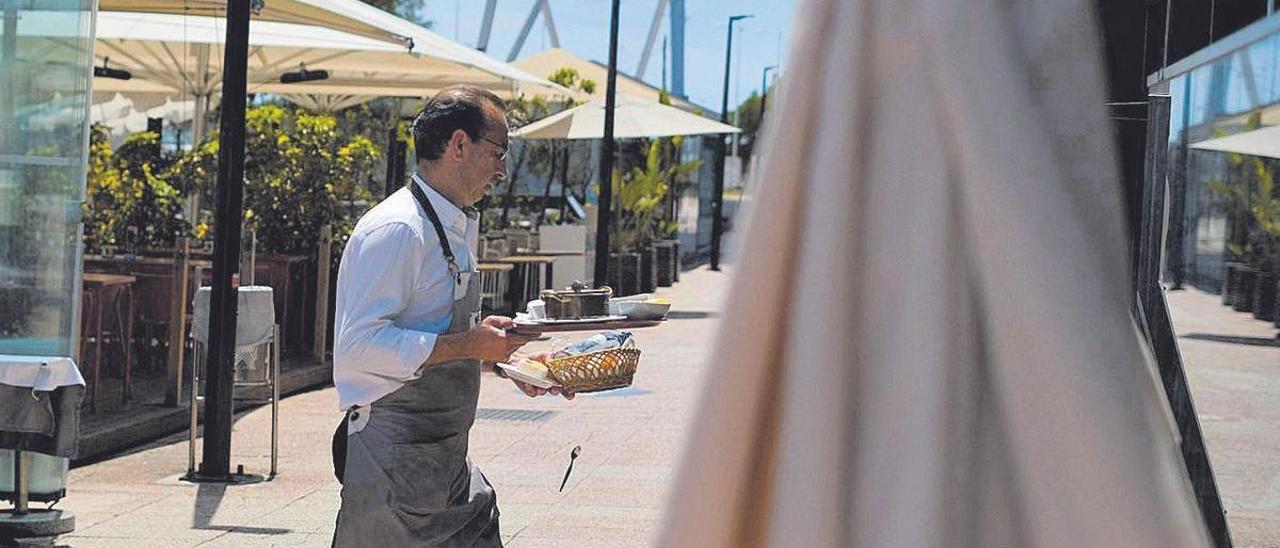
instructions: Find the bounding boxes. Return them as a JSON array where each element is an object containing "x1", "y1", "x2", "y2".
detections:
[
  {"x1": 1232, "y1": 266, "x2": 1260, "y2": 313},
  {"x1": 541, "y1": 282, "x2": 613, "y2": 319}
]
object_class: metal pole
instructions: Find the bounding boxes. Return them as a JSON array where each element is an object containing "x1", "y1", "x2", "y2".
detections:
[
  {"x1": 13, "y1": 451, "x2": 27, "y2": 516},
  {"x1": 636, "y1": 0, "x2": 670, "y2": 78},
  {"x1": 760, "y1": 65, "x2": 777, "y2": 124},
  {"x1": 477, "y1": 0, "x2": 499, "y2": 52},
  {"x1": 507, "y1": 0, "x2": 546, "y2": 62},
  {"x1": 593, "y1": 0, "x2": 621, "y2": 287},
  {"x1": 662, "y1": 36, "x2": 668, "y2": 92},
  {"x1": 670, "y1": 0, "x2": 686, "y2": 98},
  {"x1": 1, "y1": 1, "x2": 17, "y2": 155},
  {"x1": 711, "y1": 15, "x2": 752, "y2": 271},
  {"x1": 199, "y1": 0, "x2": 252, "y2": 481},
  {"x1": 384, "y1": 126, "x2": 400, "y2": 198},
  {"x1": 271, "y1": 324, "x2": 280, "y2": 478}
]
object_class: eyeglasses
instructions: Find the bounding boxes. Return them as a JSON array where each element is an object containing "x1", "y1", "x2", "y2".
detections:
[{"x1": 478, "y1": 134, "x2": 509, "y2": 161}]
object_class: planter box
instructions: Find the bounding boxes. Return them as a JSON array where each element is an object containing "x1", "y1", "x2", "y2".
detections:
[
  {"x1": 607, "y1": 253, "x2": 642, "y2": 297},
  {"x1": 1232, "y1": 266, "x2": 1260, "y2": 313},
  {"x1": 1223, "y1": 262, "x2": 1243, "y2": 306},
  {"x1": 638, "y1": 246, "x2": 657, "y2": 294},
  {"x1": 670, "y1": 240, "x2": 681, "y2": 283},
  {"x1": 1255, "y1": 272, "x2": 1280, "y2": 321},
  {"x1": 654, "y1": 242, "x2": 675, "y2": 287}
]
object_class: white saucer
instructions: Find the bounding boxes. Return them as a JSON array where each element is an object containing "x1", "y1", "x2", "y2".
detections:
[{"x1": 495, "y1": 362, "x2": 559, "y2": 389}]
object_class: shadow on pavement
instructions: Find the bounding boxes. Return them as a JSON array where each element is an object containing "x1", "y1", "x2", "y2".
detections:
[
  {"x1": 1180, "y1": 333, "x2": 1280, "y2": 347},
  {"x1": 192, "y1": 482, "x2": 292, "y2": 536},
  {"x1": 666, "y1": 310, "x2": 717, "y2": 320}
]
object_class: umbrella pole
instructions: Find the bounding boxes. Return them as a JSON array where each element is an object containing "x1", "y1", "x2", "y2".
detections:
[
  {"x1": 593, "y1": 0, "x2": 621, "y2": 287},
  {"x1": 190, "y1": 0, "x2": 251, "y2": 483}
]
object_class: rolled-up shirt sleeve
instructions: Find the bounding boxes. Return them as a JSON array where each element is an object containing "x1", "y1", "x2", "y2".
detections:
[{"x1": 333, "y1": 222, "x2": 435, "y2": 402}]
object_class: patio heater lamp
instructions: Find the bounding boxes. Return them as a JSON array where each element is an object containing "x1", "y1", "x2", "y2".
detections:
[
  {"x1": 93, "y1": 58, "x2": 131, "y2": 80},
  {"x1": 710, "y1": 14, "x2": 753, "y2": 271},
  {"x1": 280, "y1": 66, "x2": 330, "y2": 84}
]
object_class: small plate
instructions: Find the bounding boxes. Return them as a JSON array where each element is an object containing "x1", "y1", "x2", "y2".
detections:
[{"x1": 495, "y1": 362, "x2": 559, "y2": 389}]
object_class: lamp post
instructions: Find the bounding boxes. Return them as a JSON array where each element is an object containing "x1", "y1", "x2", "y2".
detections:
[
  {"x1": 592, "y1": 0, "x2": 622, "y2": 287},
  {"x1": 711, "y1": 14, "x2": 752, "y2": 271},
  {"x1": 760, "y1": 65, "x2": 778, "y2": 124}
]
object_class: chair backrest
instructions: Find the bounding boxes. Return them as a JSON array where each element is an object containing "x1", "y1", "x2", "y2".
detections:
[
  {"x1": 130, "y1": 272, "x2": 175, "y2": 323},
  {"x1": 482, "y1": 236, "x2": 508, "y2": 259},
  {"x1": 504, "y1": 230, "x2": 532, "y2": 253}
]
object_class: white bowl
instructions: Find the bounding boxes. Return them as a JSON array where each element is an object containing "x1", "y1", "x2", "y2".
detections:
[{"x1": 616, "y1": 301, "x2": 671, "y2": 321}]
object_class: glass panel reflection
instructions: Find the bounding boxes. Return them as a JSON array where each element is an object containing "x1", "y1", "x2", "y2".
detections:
[{"x1": 0, "y1": 1, "x2": 95, "y2": 356}]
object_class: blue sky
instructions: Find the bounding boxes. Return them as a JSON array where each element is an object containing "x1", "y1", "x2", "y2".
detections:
[{"x1": 419, "y1": 0, "x2": 797, "y2": 111}]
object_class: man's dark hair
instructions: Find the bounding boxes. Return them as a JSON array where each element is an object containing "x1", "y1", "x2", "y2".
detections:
[{"x1": 413, "y1": 85, "x2": 506, "y2": 162}]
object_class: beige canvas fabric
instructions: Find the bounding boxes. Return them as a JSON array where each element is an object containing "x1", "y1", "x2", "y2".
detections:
[{"x1": 656, "y1": 0, "x2": 1211, "y2": 546}]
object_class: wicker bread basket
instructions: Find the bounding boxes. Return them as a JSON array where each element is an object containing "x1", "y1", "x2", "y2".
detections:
[{"x1": 546, "y1": 347, "x2": 642, "y2": 393}]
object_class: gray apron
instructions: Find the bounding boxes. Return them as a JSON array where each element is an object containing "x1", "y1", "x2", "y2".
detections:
[{"x1": 333, "y1": 180, "x2": 500, "y2": 547}]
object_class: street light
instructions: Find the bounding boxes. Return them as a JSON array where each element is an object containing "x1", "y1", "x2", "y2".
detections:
[
  {"x1": 711, "y1": 13, "x2": 752, "y2": 272},
  {"x1": 592, "y1": 0, "x2": 622, "y2": 287},
  {"x1": 760, "y1": 65, "x2": 777, "y2": 124}
]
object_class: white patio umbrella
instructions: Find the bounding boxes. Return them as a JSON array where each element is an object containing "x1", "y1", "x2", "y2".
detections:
[
  {"x1": 1190, "y1": 125, "x2": 1280, "y2": 159},
  {"x1": 657, "y1": 0, "x2": 1210, "y2": 546},
  {"x1": 510, "y1": 94, "x2": 740, "y2": 140},
  {"x1": 99, "y1": 0, "x2": 414, "y2": 46},
  {"x1": 15, "y1": 10, "x2": 411, "y2": 138},
  {"x1": 82, "y1": 11, "x2": 568, "y2": 137}
]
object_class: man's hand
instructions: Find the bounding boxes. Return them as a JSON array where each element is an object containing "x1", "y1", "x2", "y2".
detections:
[
  {"x1": 465, "y1": 316, "x2": 539, "y2": 363},
  {"x1": 510, "y1": 351, "x2": 575, "y2": 400},
  {"x1": 510, "y1": 378, "x2": 575, "y2": 400}
]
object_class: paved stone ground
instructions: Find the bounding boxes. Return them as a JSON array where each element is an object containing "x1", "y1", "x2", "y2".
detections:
[
  {"x1": 1167, "y1": 288, "x2": 1280, "y2": 547},
  {"x1": 42, "y1": 275, "x2": 1280, "y2": 547},
  {"x1": 54, "y1": 266, "x2": 726, "y2": 547}
]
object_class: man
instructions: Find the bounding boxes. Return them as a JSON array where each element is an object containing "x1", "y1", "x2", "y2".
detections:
[{"x1": 332, "y1": 85, "x2": 565, "y2": 547}]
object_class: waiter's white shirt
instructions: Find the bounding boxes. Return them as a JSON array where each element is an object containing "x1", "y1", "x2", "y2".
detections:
[{"x1": 333, "y1": 174, "x2": 478, "y2": 410}]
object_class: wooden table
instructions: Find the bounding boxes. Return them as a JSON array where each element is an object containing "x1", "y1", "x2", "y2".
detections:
[
  {"x1": 495, "y1": 255, "x2": 558, "y2": 312},
  {"x1": 513, "y1": 249, "x2": 584, "y2": 257},
  {"x1": 477, "y1": 263, "x2": 514, "y2": 314},
  {"x1": 86, "y1": 249, "x2": 213, "y2": 406},
  {"x1": 81, "y1": 273, "x2": 136, "y2": 413}
]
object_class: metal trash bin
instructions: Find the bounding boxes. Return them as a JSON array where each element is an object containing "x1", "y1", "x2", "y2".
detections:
[{"x1": 188, "y1": 286, "x2": 280, "y2": 478}]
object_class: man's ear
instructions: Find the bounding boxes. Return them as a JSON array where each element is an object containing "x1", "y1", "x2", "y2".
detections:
[{"x1": 449, "y1": 129, "x2": 469, "y2": 161}]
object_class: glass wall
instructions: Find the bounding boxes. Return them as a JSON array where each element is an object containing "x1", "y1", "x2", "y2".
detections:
[
  {"x1": 0, "y1": 1, "x2": 95, "y2": 357},
  {"x1": 1165, "y1": 22, "x2": 1280, "y2": 290}
]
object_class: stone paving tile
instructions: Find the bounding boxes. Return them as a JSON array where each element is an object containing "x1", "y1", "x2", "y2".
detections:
[
  {"x1": 54, "y1": 268, "x2": 726, "y2": 546},
  {"x1": 1168, "y1": 288, "x2": 1280, "y2": 546},
  {"x1": 51, "y1": 273, "x2": 1280, "y2": 547}
]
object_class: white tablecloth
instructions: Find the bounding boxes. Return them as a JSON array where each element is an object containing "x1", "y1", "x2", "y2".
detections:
[
  {"x1": 0, "y1": 355, "x2": 85, "y2": 391},
  {"x1": 192, "y1": 286, "x2": 276, "y2": 348}
]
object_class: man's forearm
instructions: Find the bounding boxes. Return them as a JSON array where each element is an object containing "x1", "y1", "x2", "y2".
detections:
[{"x1": 423, "y1": 331, "x2": 474, "y2": 366}]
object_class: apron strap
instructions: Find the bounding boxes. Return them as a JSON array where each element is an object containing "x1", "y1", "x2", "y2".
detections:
[{"x1": 408, "y1": 173, "x2": 461, "y2": 282}]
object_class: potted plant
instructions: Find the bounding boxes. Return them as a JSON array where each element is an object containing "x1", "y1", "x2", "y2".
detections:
[
  {"x1": 1243, "y1": 157, "x2": 1280, "y2": 320},
  {"x1": 611, "y1": 139, "x2": 700, "y2": 294}
]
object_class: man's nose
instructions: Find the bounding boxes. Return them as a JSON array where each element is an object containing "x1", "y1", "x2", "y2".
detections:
[{"x1": 495, "y1": 159, "x2": 508, "y2": 180}]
